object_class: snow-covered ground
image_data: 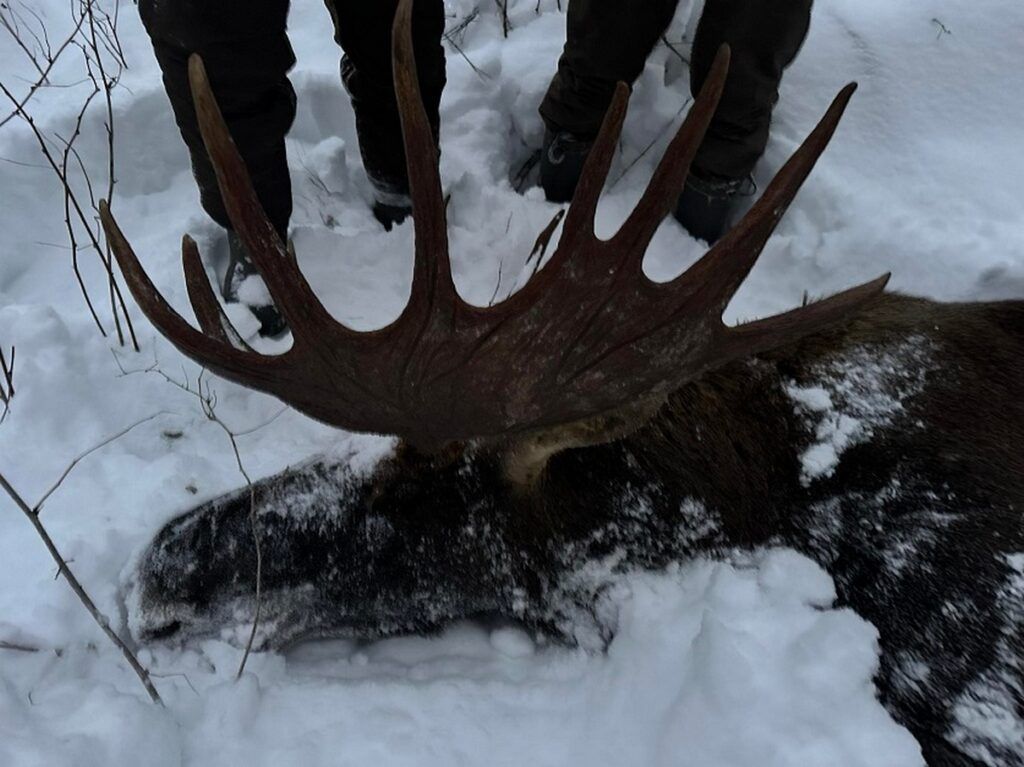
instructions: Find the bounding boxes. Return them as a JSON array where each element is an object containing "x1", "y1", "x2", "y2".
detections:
[{"x1": 1, "y1": 1, "x2": 1021, "y2": 765}]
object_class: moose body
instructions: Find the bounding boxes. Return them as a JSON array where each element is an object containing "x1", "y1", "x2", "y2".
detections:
[
  {"x1": 101, "y1": 2, "x2": 1022, "y2": 763},
  {"x1": 132, "y1": 293, "x2": 1024, "y2": 766}
]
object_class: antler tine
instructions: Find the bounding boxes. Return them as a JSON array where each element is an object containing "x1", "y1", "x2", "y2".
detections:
[
  {"x1": 675, "y1": 82, "x2": 859, "y2": 311},
  {"x1": 723, "y1": 273, "x2": 890, "y2": 358},
  {"x1": 557, "y1": 83, "x2": 630, "y2": 246},
  {"x1": 612, "y1": 45, "x2": 730, "y2": 263},
  {"x1": 100, "y1": 201, "x2": 265, "y2": 369},
  {"x1": 187, "y1": 55, "x2": 336, "y2": 343},
  {"x1": 392, "y1": 0, "x2": 457, "y2": 318},
  {"x1": 182, "y1": 235, "x2": 253, "y2": 351}
]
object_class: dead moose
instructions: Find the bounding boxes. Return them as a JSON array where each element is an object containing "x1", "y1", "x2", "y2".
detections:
[{"x1": 100, "y1": 2, "x2": 1023, "y2": 765}]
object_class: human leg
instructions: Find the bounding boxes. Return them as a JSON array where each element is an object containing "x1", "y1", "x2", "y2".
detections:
[
  {"x1": 674, "y1": 0, "x2": 812, "y2": 242},
  {"x1": 139, "y1": 0, "x2": 295, "y2": 336},
  {"x1": 537, "y1": 0, "x2": 678, "y2": 203},
  {"x1": 539, "y1": 0, "x2": 680, "y2": 138},
  {"x1": 689, "y1": 0, "x2": 813, "y2": 181},
  {"x1": 138, "y1": 0, "x2": 296, "y2": 236},
  {"x1": 537, "y1": 0, "x2": 814, "y2": 242},
  {"x1": 323, "y1": 0, "x2": 446, "y2": 227}
]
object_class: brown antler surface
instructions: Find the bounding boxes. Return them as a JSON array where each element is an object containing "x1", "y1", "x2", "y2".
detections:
[{"x1": 100, "y1": 0, "x2": 888, "y2": 451}]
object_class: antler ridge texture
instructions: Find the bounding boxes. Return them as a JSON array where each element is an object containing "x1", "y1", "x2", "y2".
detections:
[{"x1": 100, "y1": 0, "x2": 885, "y2": 449}]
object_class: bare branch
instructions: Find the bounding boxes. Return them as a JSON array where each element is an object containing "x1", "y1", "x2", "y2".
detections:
[
  {"x1": 34, "y1": 411, "x2": 171, "y2": 513},
  {"x1": 0, "y1": 2, "x2": 90, "y2": 128},
  {"x1": 0, "y1": 0, "x2": 139, "y2": 349},
  {"x1": 0, "y1": 346, "x2": 14, "y2": 422},
  {"x1": 660, "y1": 35, "x2": 690, "y2": 67},
  {"x1": 495, "y1": 0, "x2": 510, "y2": 38},
  {"x1": 0, "y1": 472, "x2": 163, "y2": 704},
  {"x1": 931, "y1": 18, "x2": 952, "y2": 40},
  {"x1": 146, "y1": 367, "x2": 266, "y2": 679},
  {"x1": 612, "y1": 98, "x2": 691, "y2": 187},
  {"x1": 0, "y1": 639, "x2": 41, "y2": 653}
]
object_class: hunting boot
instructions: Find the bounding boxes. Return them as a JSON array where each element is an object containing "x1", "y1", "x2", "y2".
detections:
[
  {"x1": 540, "y1": 130, "x2": 595, "y2": 204},
  {"x1": 222, "y1": 230, "x2": 288, "y2": 338},
  {"x1": 541, "y1": 131, "x2": 754, "y2": 244},
  {"x1": 672, "y1": 170, "x2": 756, "y2": 244},
  {"x1": 369, "y1": 179, "x2": 413, "y2": 232}
]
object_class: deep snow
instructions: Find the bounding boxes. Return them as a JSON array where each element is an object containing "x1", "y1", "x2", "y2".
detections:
[{"x1": 1, "y1": 1, "x2": 1022, "y2": 765}]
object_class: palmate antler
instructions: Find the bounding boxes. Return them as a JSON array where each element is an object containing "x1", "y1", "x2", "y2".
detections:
[{"x1": 100, "y1": 0, "x2": 887, "y2": 452}]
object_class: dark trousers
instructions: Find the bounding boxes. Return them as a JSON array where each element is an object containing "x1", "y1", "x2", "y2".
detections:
[
  {"x1": 540, "y1": 0, "x2": 813, "y2": 180},
  {"x1": 138, "y1": 0, "x2": 446, "y2": 235}
]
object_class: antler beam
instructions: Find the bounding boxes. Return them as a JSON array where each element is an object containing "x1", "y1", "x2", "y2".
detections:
[{"x1": 100, "y1": 0, "x2": 887, "y2": 451}]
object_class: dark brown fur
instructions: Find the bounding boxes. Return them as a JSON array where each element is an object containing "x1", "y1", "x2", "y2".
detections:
[{"x1": 131, "y1": 293, "x2": 1024, "y2": 766}]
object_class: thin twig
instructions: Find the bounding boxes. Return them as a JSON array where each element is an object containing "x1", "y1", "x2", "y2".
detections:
[
  {"x1": 0, "y1": 4, "x2": 89, "y2": 129},
  {"x1": 612, "y1": 99, "x2": 691, "y2": 187},
  {"x1": 488, "y1": 258, "x2": 505, "y2": 307},
  {"x1": 0, "y1": 639, "x2": 41, "y2": 653},
  {"x1": 443, "y1": 7, "x2": 488, "y2": 81},
  {"x1": 230, "y1": 431, "x2": 261, "y2": 679},
  {"x1": 661, "y1": 35, "x2": 690, "y2": 67},
  {"x1": 444, "y1": 7, "x2": 479, "y2": 45},
  {"x1": 495, "y1": 0, "x2": 511, "y2": 38},
  {"x1": 0, "y1": 472, "x2": 163, "y2": 704},
  {"x1": 150, "y1": 671, "x2": 199, "y2": 696},
  {"x1": 232, "y1": 406, "x2": 289, "y2": 437},
  {"x1": 34, "y1": 411, "x2": 171, "y2": 513},
  {"x1": 445, "y1": 37, "x2": 490, "y2": 81},
  {"x1": 148, "y1": 368, "x2": 265, "y2": 678},
  {"x1": 931, "y1": 18, "x2": 952, "y2": 40},
  {"x1": 85, "y1": 0, "x2": 137, "y2": 349},
  {"x1": 0, "y1": 346, "x2": 14, "y2": 422},
  {"x1": 535, "y1": 0, "x2": 563, "y2": 13},
  {"x1": 0, "y1": 0, "x2": 138, "y2": 349}
]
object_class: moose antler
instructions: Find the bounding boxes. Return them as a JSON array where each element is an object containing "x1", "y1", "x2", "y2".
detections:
[{"x1": 100, "y1": 0, "x2": 888, "y2": 452}]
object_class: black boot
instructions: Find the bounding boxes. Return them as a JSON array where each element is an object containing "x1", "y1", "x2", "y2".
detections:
[
  {"x1": 540, "y1": 130, "x2": 595, "y2": 204},
  {"x1": 673, "y1": 171, "x2": 755, "y2": 244},
  {"x1": 539, "y1": 128, "x2": 755, "y2": 246},
  {"x1": 369, "y1": 180, "x2": 413, "y2": 232},
  {"x1": 222, "y1": 231, "x2": 289, "y2": 338}
]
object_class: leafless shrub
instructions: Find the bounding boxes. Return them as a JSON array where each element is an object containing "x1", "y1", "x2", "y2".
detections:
[
  {"x1": 0, "y1": 0, "x2": 138, "y2": 349},
  {"x1": 444, "y1": 7, "x2": 491, "y2": 81},
  {"x1": 0, "y1": 409, "x2": 166, "y2": 704}
]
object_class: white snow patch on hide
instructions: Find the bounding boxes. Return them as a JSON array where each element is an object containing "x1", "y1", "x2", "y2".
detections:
[
  {"x1": 949, "y1": 553, "x2": 1024, "y2": 763},
  {"x1": 785, "y1": 336, "x2": 934, "y2": 485}
]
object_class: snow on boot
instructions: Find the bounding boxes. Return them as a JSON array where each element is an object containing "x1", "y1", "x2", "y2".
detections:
[
  {"x1": 222, "y1": 230, "x2": 288, "y2": 338},
  {"x1": 370, "y1": 183, "x2": 413, "y2": 232}
]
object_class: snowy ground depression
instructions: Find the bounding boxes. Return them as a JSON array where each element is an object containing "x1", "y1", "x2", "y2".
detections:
[{"x1": 1, "y1": 0, "x2": 1022, "y2": 765}]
